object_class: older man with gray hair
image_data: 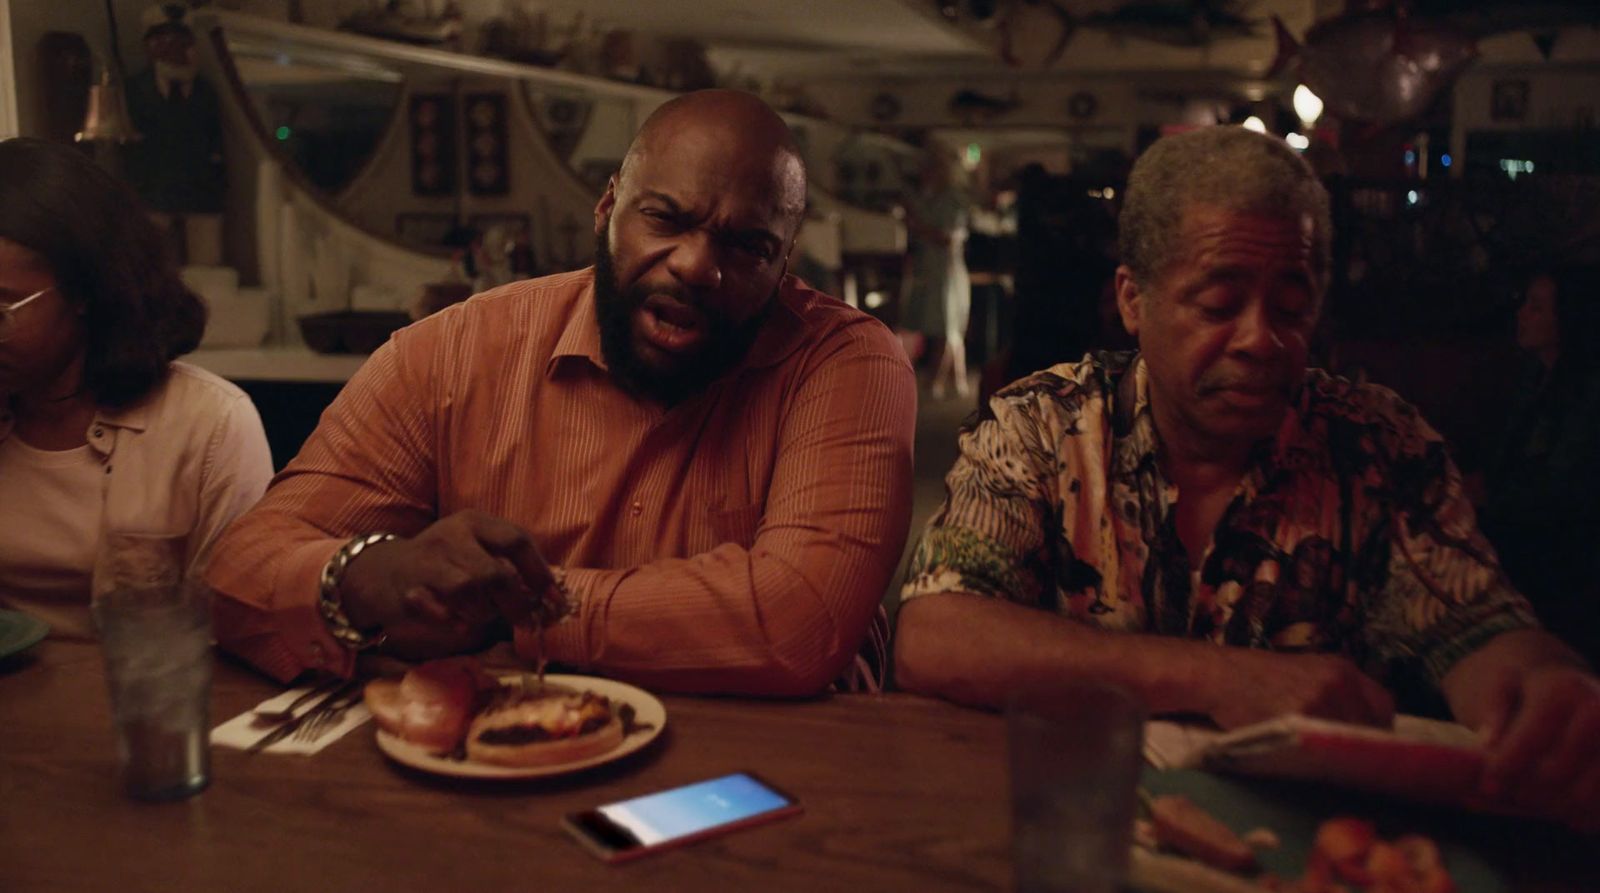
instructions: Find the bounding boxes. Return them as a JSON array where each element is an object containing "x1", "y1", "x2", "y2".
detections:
[{"x1": 896, "y1": 126, "x2": 1599, "y2": 829}]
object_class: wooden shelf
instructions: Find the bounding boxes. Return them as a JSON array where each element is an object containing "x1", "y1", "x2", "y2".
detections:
[{"x1": 196, "y1": 9, "x2": 917, "y2": 156}]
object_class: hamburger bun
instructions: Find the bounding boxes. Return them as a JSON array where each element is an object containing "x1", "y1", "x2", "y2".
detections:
[{"x1": 363, "y1": 657, "x2": 495, "y2": 754}]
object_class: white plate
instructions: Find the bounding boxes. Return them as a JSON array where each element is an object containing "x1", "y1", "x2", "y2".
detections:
[{"x1": 374, "y1": 673, "x2": 666, "y2": 779}]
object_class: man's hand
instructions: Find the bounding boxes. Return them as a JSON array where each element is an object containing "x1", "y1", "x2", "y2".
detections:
[
  {"x1": 1475, "y1": 664, "x2": 1600, "y2": 830},
  {"x1": 337, "y1": 510, "x2": 564, "y2": 659},
  {"x1": 1207, "y1": 651, "x2": 1396, "y2": 730},
  {"x1": 1440, "y1": 629, "x2": 1598, "y2": 830}
]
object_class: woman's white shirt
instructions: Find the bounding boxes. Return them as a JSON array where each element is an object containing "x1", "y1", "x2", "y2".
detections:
[
  {"x1": 0, "y1": 439, "x2": 103, "y2": 635},
  {"x1": 0, "y1": 361, "x2": 273, "y2": 637}
]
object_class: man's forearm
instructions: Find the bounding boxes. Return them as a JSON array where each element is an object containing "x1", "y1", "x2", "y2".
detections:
[
  {"x1": 208, "y1": 510, "x2": 351, "y2": 682},
  {"x1": 207, "y1": 336, "x2": 440, "y2": 681},
  {"x1": 895, "y1": 592, "x2": 1232, "y2": 715},
  {"x1": 533, "y1": 535, "x2": 901, "y2": 697}
]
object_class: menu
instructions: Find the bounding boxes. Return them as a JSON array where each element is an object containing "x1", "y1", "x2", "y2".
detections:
[{"x1": 1144, "y1": 714, "x2": 1493, "y2": 809}]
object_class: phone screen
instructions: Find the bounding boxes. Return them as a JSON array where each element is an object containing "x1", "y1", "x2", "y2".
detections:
[{"x1": 563, "y1": 772, "x2": 800, "y2": 861}]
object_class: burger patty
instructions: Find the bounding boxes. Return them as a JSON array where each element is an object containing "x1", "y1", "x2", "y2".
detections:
[{"x1": 475, "y1": 714, "x2": 612, "y2": 745}]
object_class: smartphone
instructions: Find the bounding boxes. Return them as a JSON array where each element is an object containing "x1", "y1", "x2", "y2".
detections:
[{"x1": 562, "y1": 771, "x2": 802, "y2": 863}]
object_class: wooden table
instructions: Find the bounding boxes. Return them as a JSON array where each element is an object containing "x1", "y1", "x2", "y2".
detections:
[
  {"x1": 0, "y1": 641, "x2": 1011, "y2": 892},
  {"x1": 5, "y1": 641, "x2": 1596, "y2": 892}
]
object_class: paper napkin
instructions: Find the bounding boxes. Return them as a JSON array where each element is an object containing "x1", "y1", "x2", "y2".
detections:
[{"x1": 211, "y1": 683, "x2": 372, "y2": 755}]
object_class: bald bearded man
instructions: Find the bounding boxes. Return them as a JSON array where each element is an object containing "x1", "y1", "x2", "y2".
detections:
[{"x1": 208, "y1": 91, "x2": 916, "y2": 696}]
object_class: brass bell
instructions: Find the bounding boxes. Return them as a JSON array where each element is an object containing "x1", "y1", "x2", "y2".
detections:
[{"x1": 75, "y1": 70, "x2": 141, "y2": 144}]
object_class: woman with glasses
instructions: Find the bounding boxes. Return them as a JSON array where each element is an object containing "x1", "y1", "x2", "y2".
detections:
[{"x1": 0, "y1": 137, "x2": 272, "y2": 638}]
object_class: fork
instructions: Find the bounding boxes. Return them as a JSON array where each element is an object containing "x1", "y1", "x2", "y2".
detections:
[
  {"x1": 250, "y1": 677, "x2": 342, "y2": 726},
  {"x1": 292, "y1": 684, "x2": 366, "y2": 743},
  {"x1": 246, "y1": 679, "x2": 360, "y2": 753}
]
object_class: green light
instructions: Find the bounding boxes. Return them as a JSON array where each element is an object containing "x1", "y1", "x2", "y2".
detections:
[
  {"x1": 275, "y1": 125, "x2": 291, "y2": 141},
  {"x1": 965, "y1": 142, "x2": 981, "y2": 165}
]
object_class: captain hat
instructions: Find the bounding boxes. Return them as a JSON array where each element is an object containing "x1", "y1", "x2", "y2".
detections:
[{"x1": 142, "y1": 3, "x2": 193, "y2": 40}]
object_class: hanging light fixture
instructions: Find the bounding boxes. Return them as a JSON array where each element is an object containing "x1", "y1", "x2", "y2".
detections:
[
  {"x1": 76, "y1": 0, "x2": 139, "y2": 144},
  {"x1": 1293, "y1": 85, "x2": 1324, "y2": 128}
]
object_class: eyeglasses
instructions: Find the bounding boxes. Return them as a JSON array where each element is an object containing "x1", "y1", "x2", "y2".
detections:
[{"x1": 0, "y1": 286, "x2": 52, "y2": 342}]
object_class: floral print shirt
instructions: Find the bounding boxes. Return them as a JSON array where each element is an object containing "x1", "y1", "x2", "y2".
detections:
[{"x1": 902, "y1": 352, "x2": 1539, "y2": 708}]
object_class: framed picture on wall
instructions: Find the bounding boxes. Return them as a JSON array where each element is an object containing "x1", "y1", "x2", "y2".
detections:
[
  {"x1": 1491, "y1": 79, "x2": 1529, "y2": 122},
  {"x1": 409, "y1": 94, "x2": 457, "y2": 196},
  {"x1": 526, "y1": 88, "x2": 593, "y2": 160},
  {"x1": 464, "y1": 92, "x2": 510, "y2": 195}
]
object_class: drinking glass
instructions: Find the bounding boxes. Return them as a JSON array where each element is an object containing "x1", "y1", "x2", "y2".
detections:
[
  {"x1": 1008, "y1": 681, "x2": 1146, "y2": 893},
  {"x1": 91, "y1": 532, "x2": 212, "y2": 801}
]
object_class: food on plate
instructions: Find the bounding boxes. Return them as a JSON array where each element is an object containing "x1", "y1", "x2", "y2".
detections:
[
  {"x1": 1148, "y1": 794, "x2": 1260, "y2": 873},
  {"x1": 1302, "y1": 819, "x2": 1455, "y2": 893},
  {"x1": 362, "y1": 656, "x2": 624, "y2": 765},
  {"x1": 465, "y1": 689, "x2": 623, "y2": 767},
  {"x1": 1133, "y1": 817, "x2": 1160, "y2": 850},
  {"x1": 363, "y1": 656, "x2": 498, "y2": 753},
  {"x1": 1309, "y1": 817, "x2": 1378, "y2": 883},
  {"x1": 1264, "y1": 817, "x2": 1456, "y2": 893},
  {"x1": 1138, "y1": 795, "x2": 1456, "y2": 893},
  {"x1": 1242, "y1": 827, "x2": 1281, "y2": 851}
]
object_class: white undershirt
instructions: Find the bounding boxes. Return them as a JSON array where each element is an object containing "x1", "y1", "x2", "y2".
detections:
[{"x1": 0, "y1": 435, "x2": 104, "y2": 639}]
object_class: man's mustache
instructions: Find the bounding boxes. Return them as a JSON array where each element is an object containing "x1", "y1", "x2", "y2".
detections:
[
  {"x1": 626, "y1": 282, "x2": 705, "y2": 311},
  {"x1": 1196, "y1": 369, "x2": 1294, "y2": 397}
]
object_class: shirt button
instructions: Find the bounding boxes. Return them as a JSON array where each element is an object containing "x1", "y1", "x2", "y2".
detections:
[
  {"x1": 630, "y1": 501, "x2": 642, "y2": 516},
  {"x1": 310, "y1": 641, "x2": 326, "y2": 666}
]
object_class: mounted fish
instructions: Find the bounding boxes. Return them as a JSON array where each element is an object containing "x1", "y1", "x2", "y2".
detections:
[
  {"x1": 1077, "y1": 1, "x2": 1259, "y2": 49},
  {"x1": 994, "y1": 0, "x2": 1259, "y2": 67},
  {"x1": 1269, "y1": 9, "x2": 1477, "y2": 126}
]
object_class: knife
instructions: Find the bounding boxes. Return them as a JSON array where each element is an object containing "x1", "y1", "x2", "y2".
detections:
[{"x1": 246, "y1": 678, "x2": 361, "y2": 753}]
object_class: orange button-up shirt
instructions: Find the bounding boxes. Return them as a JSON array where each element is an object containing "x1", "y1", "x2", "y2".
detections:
[{"x1": 207, "y1": 268, "x2": 916, "y2": 696}]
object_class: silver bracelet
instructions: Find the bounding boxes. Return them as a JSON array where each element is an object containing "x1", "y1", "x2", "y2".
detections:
[{"x1": 318, "y1": 532, "x2": 398, "y2": 651}]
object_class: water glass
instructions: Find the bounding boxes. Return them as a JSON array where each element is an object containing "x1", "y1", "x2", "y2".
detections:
[
  {"x1": 91, "y1": 532, "x2": 212, "y2": 801},
  {"x1": 1008, "y1": 681, "x2": 1146, "y2": 893}
]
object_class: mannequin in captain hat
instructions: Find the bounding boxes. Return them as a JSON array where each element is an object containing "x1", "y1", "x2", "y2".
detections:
[{"x1": 121, "y1": 2, "x2": 225, "y2": 267}]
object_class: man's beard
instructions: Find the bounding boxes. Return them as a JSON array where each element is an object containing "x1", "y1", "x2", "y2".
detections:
[{"x1": 593, "y1": 228, "x2": 769, "y2": 405}]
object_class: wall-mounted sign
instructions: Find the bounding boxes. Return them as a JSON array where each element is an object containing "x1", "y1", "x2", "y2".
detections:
[
  {"x1": 465, "y1": 92, "x2": 510, "y2": 196},
  {"x1": 529, "y1": 93, "x2": 593, "y2": 160},
  {"x1": 409, "y1": 94, "x2": 456, "y2": 196}
]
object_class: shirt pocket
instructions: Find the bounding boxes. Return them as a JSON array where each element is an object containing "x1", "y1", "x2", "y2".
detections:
[{"x1": 709, "y1": 502, "x2": 764, "y2": 548}]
